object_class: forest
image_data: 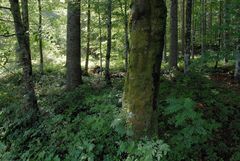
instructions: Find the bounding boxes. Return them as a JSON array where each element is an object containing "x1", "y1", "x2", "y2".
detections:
[{"x1": 0, "y1": 0, "x2": 240, "y2": 160}]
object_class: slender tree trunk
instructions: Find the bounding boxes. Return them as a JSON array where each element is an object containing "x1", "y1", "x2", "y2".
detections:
[
  {"x1": 163, "y1": 33, "x2": 167, "y2": 63},
  {"x1": 215, "y1": 0, "x2": 223, "y2": 69},
  {"x1": 223, "y1": 0, "x2": 230, "y2": 64},
  {"x1": 105, "y1": 0, "x2": 112, "y2": 85},
  {"x1": 85, "y1": 0, "x2": 91, "y2": 74},
  {"x1": 201, "y1": 0, "x2": 206, "y2": 55},
  {"x1": 123, "y1": 0, "x2": 167, "y2": 139},
  {"x1": 21, "y1": 0, "x2": 30, "y2": 52},
  {"x1": 234, "y1": 44, "x2": 240, "y2": 81},
  {"x1": 181, "y1": 0, "x2": 185, "y2": 55},
  {"x1": 184, "y1": 0, "x2": 192, "y2": 74},
  {"x1": 191, "y1": 0, "x2": 195, "y2": 59},
  {"x1": 38, "y1": 0, "x2": 43, "y2": 74},
  {"x1": 124, "y1": 0, "x2": 129, "y2": 71},
  {"x1": 169, "y1": 0, "x2": 178, "y2": 68},
  {"x1": 66, "y1": 0, "x2": 82, "y2": 90},
  {"x1": 9, "y1": 0, "x2": 38, "y2": 114},
  {"x1": 98, "y1": 0, "x2": 103, "y2": 75},
  {"x1": 209, "y1": 0, "x2": 213, "y2": 49}
]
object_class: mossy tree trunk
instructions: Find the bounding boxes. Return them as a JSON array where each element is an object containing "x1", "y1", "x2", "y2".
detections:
[
  {"x1": 123, "y1": 0, "x2": 167, "y2": 139},
  {"x1": 9, "y1": 0, "x2": 38, "y2": 114},
  {"x1": 66, "y1": 0, "x2": 82, "y2": 90}
]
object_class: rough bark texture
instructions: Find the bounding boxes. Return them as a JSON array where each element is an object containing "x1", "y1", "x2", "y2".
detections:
[
  {"x1": 85, "y1": 0, "x2": 91, "y2": 74},
  {"x1": 169, "y1": 0, "x2": 178, "y2": 68},
  {"x1": 66, "y1": 0, "x2": 82, "y2": 90},
  {"x1": 38, "y1": 0, "x2": 43, "y2": 74},
  {"x1": 105, "y1": 0, "x2": 112, "y2": 85},
  {"x1": 9, "y1": 0, "x2": 38, "y2": 112},
  {"x1": 123, "y1": 0, "x2": 167, "y2": 139},
  {"x1": 184, "y1": 0, "x2": 192, "y2": 74}
]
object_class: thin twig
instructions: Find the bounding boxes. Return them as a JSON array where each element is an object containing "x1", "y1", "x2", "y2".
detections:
[
  {"x1": 0, "y1": 18, "x2": 14, "y2": 23},
  {"x1": 0, "y1": 34, "x2": 16, "y2": 38},
  {"x1": 0, "y1": 6, "x2": 11, "y2": 10}
]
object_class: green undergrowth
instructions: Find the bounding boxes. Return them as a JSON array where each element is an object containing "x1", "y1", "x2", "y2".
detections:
[
  {"x1": 159, "y1": 71, "x2": 240, "y2": 161},
  {"x1": 1, "y1": 67, "x2": 240, "y2": 161}
]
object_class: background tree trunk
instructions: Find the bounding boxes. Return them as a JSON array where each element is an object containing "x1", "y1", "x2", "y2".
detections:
[
  {"x1": 201, "y1": 0, "x2": 206, "y2": 55},
  {"x1": 181, "y1": 0, "x2": 185, "y2": 55},
  {"x1": 124, "y1": 0, "x2": 129, "y2": 71},
  {"x1": 98, "y1": 0, "x2": 103, "y2": 75},
  {"x1": 21, "y1": 0, "x2": 30, "y2": 53},
  {"x1": 184, "y1": 0, "x2": 192, "y2": 74},
  {"x1": 38, "y1": 0, "x2": 43, "y2": 74},
  {"x1": 123, "y1": 0, "x2": 167, "y2": 139},
  {"x1": 191, "y1": 0, "x2": 195, "y2": 59},
  {"x1": 85, "y1": 0, "x2": 91, "y2": 75},
  {"x1": 66, "y1": 0, "x2": 82, "y2": 89},
  {"x1": 169, "y1": 0, "x2": 178, "y2": 68},
  {"x1": 9, "y1": 0, "x2": 38, "y2": 113},
  {"x1": 223, "y1": 0, "x2": 231, "y2": 64},
  {"x1": 234, "y1": 44, "x2": 240, "y2": 81},
  {"x1": 215, "y1": 0, "x2": 223, "y2": 68},
  {"x1": 105, "y1": 0, "x2": 112, "y2": 85}
]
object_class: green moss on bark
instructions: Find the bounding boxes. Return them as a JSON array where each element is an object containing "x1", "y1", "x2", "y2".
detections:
[{"x1": 123, "y1": 0, "x2": 167, "y2": 139}]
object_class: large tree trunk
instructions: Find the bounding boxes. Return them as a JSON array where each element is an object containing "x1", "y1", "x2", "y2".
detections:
[
  {"x1": 9, "y1": 0, "x2": 38, "y2": 113},
  {"x1": 184, "y1": 0, "x2": 192, "y2": 74},
  {"x1": 105, "y1": 0, "x2": 112, "y2": 85},
  {"x1": 66, "y1": 0, "x2": 82, "y2": 89},
  {"x1": 38, "y1": 0, "x2": 43, "y2": 74},
  {"x1": 123, "y1": 0, "x2": 167, "y2": 139},
  {"x1": 85, "y1": 0, "x2": 91, "y2": 75},
  {"x1": 169, "y1": 0, "x2": 178, "y2": 68}
]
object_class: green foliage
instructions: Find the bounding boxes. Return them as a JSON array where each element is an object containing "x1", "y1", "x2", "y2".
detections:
[
  {"x1": 118, "y1": 139, "x2": 169, "y2": 161},
  {"x1": 158, "y1": 71, "x2": 240, "y2": 161},
  {"x1": 0, "y1": 71, "x2": 169, "y2": 161},
  {"x1": 162, "y1": 97, "x2": 220, "y2": 161}
]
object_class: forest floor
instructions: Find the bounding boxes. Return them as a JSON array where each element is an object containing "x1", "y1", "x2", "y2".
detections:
[{"x1": 1, "y1": 65, "x2": 240, "y2": 161}]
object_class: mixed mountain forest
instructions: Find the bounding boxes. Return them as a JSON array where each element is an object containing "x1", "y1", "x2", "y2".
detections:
[{"x1": 0, "y1": 0, "x2": 240, "y2": 160}]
